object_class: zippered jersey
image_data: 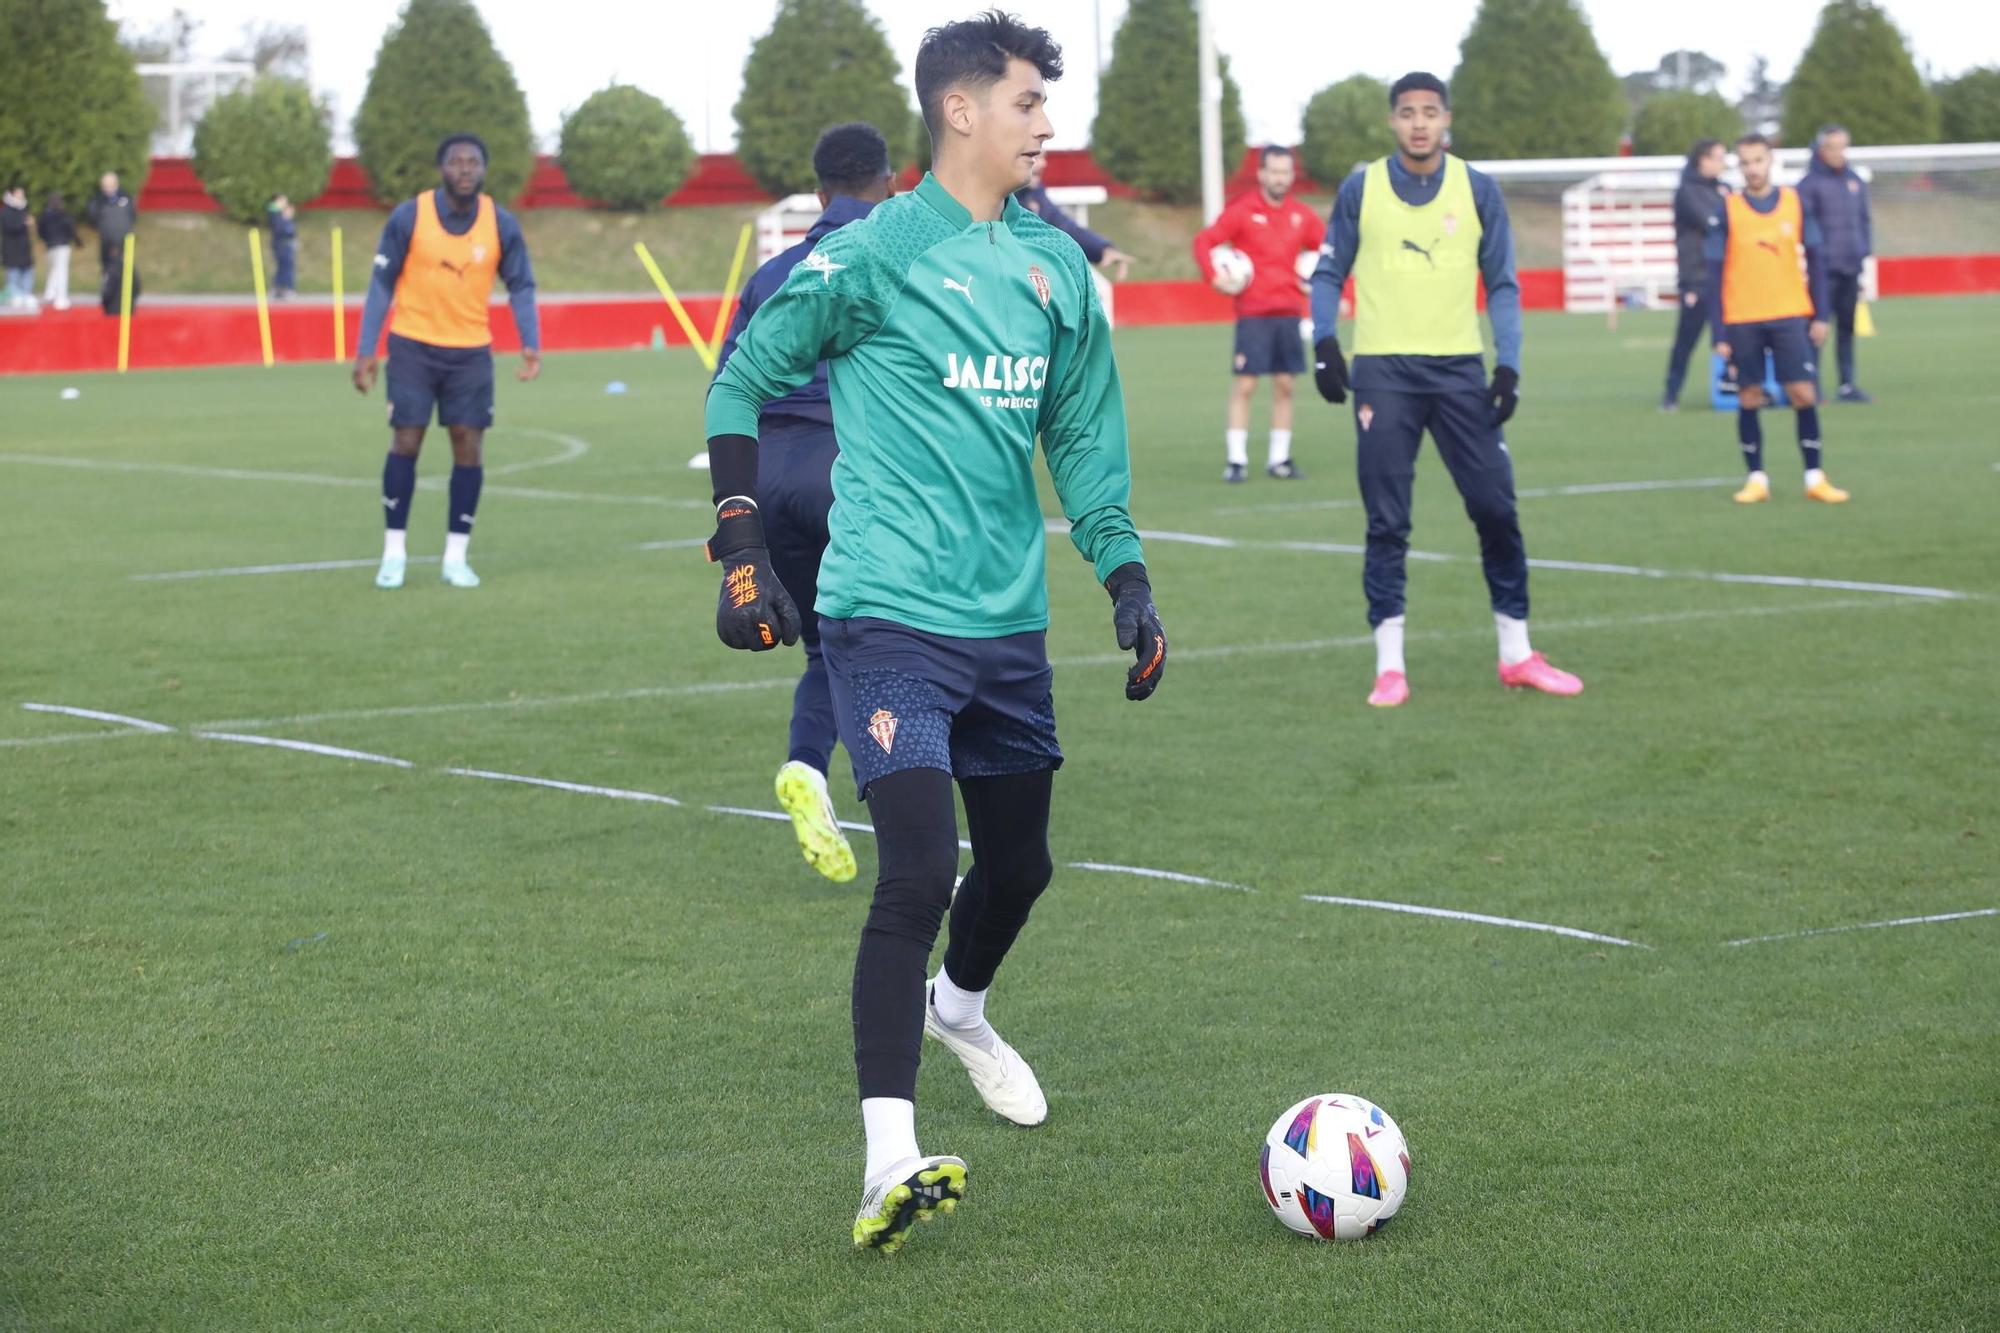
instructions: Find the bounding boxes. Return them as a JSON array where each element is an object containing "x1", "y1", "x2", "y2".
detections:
[{"x1": 706, "y1": 173, "x2": 1143, "y2": 639}]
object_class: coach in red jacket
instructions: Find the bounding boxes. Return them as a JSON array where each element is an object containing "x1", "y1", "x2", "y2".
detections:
[{"x1": 1193, "y1": 146, "x2": 1326, "y2": 481}]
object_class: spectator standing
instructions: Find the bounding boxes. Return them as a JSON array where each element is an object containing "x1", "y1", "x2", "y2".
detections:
[
  {"x1": 1661, "y1": 139, "x2": 1730, "y2": 410},
  {"x1": 1, "y1": 185, "x2": 35, "y2": 312},
  {"x1": 1014, "y1": 154, "x2": 1135, "y2": 281},
  {"x1": 85, "y1": 172, "x2": 136, "y2": 277},
  {"x1": 1798, "y1": 125, "x2": 1873, "y2": 403},
  {"x1": 268, "y1": 194, "x2": 299, "y2": 299},
  {"x1": 37, "y1": 191, "x2": 76, "y2": 310}
]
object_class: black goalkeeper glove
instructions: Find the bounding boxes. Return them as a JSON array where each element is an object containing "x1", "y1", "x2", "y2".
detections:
[
  {"x1": 705, "y1": 496, "x2": 801, "y2": 652},
  {"x1": 1488, "y1": 365, "x2": 1520, "y2": 426},
  {"x1": 1313, "y1": 337, "x2": 1349, "y2": 404},
  {"x1": 1106, "y1": 562, "x2": 1167, "y2": 702}
]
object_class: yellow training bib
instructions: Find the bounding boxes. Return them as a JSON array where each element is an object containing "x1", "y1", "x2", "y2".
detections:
[{"x1": 1353, "y1": 155, "x2": 1484, "y2": 357}]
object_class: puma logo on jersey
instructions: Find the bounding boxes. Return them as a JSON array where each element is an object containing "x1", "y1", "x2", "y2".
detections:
[
  {"x1": 799, "y1": 250, "x2": 845, "y2": 284},
  {"x1": 1400, "y1": 239, "x2": 1437, "y2": 268},
  {"x1": 439, "y1": 258, "x2": 467, "y2": 278},
  {"x1": 942, "y1": 276, "x2": 975, "y2": 304}
]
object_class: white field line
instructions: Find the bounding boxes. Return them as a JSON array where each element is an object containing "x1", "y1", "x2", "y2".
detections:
[
  {"x1": 483, "y1": 428, "x2": 589, "y2": 478},
  {"x1": 1069, "y1": 861, "x2": 1251, "y2": 892},
  {"x1": 1724, "y1": 908, "x2": 1997, "y2": 947},
  {"x1": 19, "y1": 702, "x2": 177, "y2": 733},
  {"x1": 1124, "y1": 525, "x2": 1971, "y2": 601},
  {"x1": 1, "y1": 595, "x2": 1944, "y2": 749},
  {"x1": 194, "y1": 731, "x2": 413, "y2": 767},
  {"x1": 1213, "y1": 476, "x2": 1741, "y2": 517},
  {"x1": 1303, "y1": 894, "x2": 1651, "y2": 948},
  {"x1": 0, "y1": 450, "x2": 704, "y2": 509},
  {"x1": 446, "y1": 767, "x2": 681, "y2": 806},
  {"x1": 132, "y1": 556, "x2": 441, "y2": 582}
]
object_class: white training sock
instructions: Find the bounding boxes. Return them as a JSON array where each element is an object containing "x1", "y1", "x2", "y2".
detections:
[
  {"x1": 443, "y1": 531, "x2": 470, "y2": 564},
  {"x1": 1747, "y1": 469, "x2": 1770, "y2": 486},
  {"x1": 862, "y1": 1097, "x2": 920, "y2": 1181},
  {"x1": 1374, "y1": 615, "x2": 1406, "y2": 676},
  {"x1": 382, "y1": 528, "x2": 407, "y2": 560},
  {"x1": 1496, "y1": 613, "x2": 1533, "y2": 667},
  {"x1": 1804, "y1": 467, "x2": 1826, "y2": 488},
  {"x1": 1225, "y1": 429, "x2": 1249, "y2": 466},
  {"x1": 1268, "y1": 428, "x2": 1293, "y2": 466},
  {"x1": 931, "y1": 968, "x2": 988, "y2": 1031}
]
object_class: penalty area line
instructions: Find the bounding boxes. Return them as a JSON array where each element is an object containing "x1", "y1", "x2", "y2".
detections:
[
  {"x1": 195, "y1": 731, "x2": 414, "y2": 767},
  {"x1": 1724, "y1": 908, "x2": 1997, "y2": 946},
  {"x1": 20, "y1": 702, "x2": 176, "y2": 733},
  {"x1": 1303, "y1": 894, "x2": 1650, "y2": 948}
]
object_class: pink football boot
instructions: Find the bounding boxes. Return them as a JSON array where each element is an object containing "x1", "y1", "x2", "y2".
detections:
[
  {"x1": 1367, "y1": 671, "x2": 1410, "y2": 707},
  {"x1": 1498, "y1": 653, "x2": 1582, "y2": 696}
]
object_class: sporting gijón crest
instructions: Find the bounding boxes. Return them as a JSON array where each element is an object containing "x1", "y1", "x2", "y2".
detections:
[
  {"x1": 867, "y1": 708, "x2": 898, "y2": 753},
  {"x1": 1027, "y1": 264, "x2": 1051, "y2": 309}
]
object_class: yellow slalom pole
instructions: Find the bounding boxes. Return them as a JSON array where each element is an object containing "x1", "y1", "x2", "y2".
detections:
[
  {"x1": 633, "y1": 242, "x2": 717, "y2": 371},
  {"x1": 248, "y1": 229, "x2": 274, "y2": 368},
  {"x1": 116, "y1": 234, "x2": 135, "y2": 373},
  {"x1": 706, "y1": 223, "x2": 754, "y2": 359},
  {"x1": 331, "y1": 225, "x2": 346, "y2": 361}
]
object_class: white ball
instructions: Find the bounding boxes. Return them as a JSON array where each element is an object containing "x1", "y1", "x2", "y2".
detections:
[
  {"x1": 59, "y1": 387, "x2": 80, "y2": 400},
  {"x1": 1260, "y1": 1092, "x2": 1411, "y2": 1240},
  {"x1": 1209, "y1": 244, "x2": 1254, "y2": 296}
]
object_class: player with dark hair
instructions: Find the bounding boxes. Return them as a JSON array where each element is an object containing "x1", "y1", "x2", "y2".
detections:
[
  {"x1": 1193, "y1": 143, "x2": 1326, "y2": 481},
  {"x1": 700, "y1": 9, "x2": 1165, "y2": 1253},
  {"x1": 1016, "y1": 152, "x2": 1134, "y2": 280},
  {"x1": 711, "y1": 121, "x2": 897, "y2": 885},
  {"x1": 1706, "y1": 134, "x2": 1848, "y2": 505},
  {"x1": 1309, "y1": 72, "x2": 1581, "y2": 707},
  {"x1": 353, "y1": 133, "x2": 541, "y2": 590},
  {"x1": 1662, "y1": 138, "x2": 1729, "y2": 410}
]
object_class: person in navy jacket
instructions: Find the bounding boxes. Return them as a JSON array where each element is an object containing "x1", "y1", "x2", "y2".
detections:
[{"x1": 1796, "y1": 126, "x2": 1873, "y2": 403}]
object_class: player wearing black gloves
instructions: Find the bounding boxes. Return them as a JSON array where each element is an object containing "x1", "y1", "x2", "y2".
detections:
[{"x1": 1307, "y1": 71, "x2": 1580, "y2": 707}]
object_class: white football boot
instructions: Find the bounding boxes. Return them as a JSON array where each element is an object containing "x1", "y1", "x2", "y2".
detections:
[
  {"x1": 852, "y1": 1154, "x2": 967, "y2": 1254},
  {"x1": 923, "y1": 982, "x2": 1048, "y2": 1126}
]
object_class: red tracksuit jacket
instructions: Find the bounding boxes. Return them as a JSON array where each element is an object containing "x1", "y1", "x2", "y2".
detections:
[{"x1": 1192, "y1": 190, "x2": 1326, "y2": 318}]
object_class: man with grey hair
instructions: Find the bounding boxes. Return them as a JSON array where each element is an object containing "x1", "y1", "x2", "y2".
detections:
[{"x1": 1798, "y1": 125, "x2": 1873, "y2": 403}]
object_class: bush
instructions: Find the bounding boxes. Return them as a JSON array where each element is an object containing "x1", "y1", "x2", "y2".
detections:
[
  {"x1": 1937, "y1": 67, "x2": 2000, "y2": 143},
  {"x1": 1449, "y1": 0, "x2": 1625, "y2": 158},
  {"x1": 1782, "y1": 1, "x2": 1937, "y2": 146},
  {"x1": 734, "y1": 0, "x2": 914, "y2": 197},
  {"x1": 1630, "y1": 90, "x2": 1743, "y2": 157},
  {"x1": 1092, "y1": 0, "x2": 1247, "y2": 203},
  {"x1": 1300, "y1": 75, "x2": 1395, "y2": 185},
  {"x1": 192, "y1": 78, "x2": 333, "y2": 224},
  {"x1": 352, "y1": 0, "x2": 535, "y2": 206},
  {"x1": 0, "y1": 0, "x2": 153, "y2": 206},
  {"x1": 558, "y1": 85, "x2": 695, "y2": 210}
]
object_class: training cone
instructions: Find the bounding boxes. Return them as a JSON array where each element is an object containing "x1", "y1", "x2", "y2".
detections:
[
  {"x1": 1855, "y1": 301, "x2": 1876, "y2": 337},
  {"x1": 650, "y1": 325, "x2": 667, "y2": 351}
]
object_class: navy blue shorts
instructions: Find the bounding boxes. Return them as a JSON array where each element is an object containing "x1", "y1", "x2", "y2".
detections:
[
  {"x1": 818, "y1": 616, "x2": 1062, "y2": 800},
  {"x1": 386, "y1": 332, "x2": 495, "y2": 429},
  {"x1": 1232, "y1": 316, "x2": 1307, "y2": 377},
  {"x1": 1724, "y1": 318, "x2": 1816, "y2": 388}
]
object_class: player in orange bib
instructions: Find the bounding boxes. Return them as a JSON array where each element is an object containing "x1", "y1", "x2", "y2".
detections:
[
  {"x1": 1703, "y1": 134, "x2": 1848, "y2": 505},
  {"x1": 352, "y1": 133, "x2": 542, "y2": 588}
]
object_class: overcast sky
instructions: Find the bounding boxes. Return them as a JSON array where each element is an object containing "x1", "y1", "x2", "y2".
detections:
[{"x1": 111, "y1": 0, "x2": 2000, "y2": 152}]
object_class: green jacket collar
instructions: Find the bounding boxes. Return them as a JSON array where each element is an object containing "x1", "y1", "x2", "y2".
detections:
[{"x1": 915, "y1": 172, "x2": 1025, "y2": 231}]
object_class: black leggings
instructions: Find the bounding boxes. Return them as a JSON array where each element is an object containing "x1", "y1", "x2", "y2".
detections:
[{"x1": 851, "y1": 767, "x2": 1055, "y2": 1102}]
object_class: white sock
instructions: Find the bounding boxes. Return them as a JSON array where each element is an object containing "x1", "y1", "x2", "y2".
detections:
[
  {"x1": 1496, "y1": 613, "x2": 1533, "y2": 667},
  {"x1": 930, "y1": 968, "x2": 987, "y2": 1031},
  {"x1": 1225, "y1": 429, "x2": 1248, "y2": 466},
  {"x1": 861, "y1": 1097, "x2": 919, "y2": 1181},
  {"x1": 382, "y1": 528, "x2": 407, "y2": 560},
  {"x1": 1747, "y1": 469, "x2": 1770, "y2": 485},
  {"x1": 444, "y1": 531, "x2": 470, "y2": 564},
  {"x1": 1268, "y1": 429, "x2": 1292, "y2": 466},
  {"x1": 1374, "y1": 615, "x2": 1406, "y2": 676},
  {"x1": 1804, "y1": 467, "x2": 1826, "y2": 488}
]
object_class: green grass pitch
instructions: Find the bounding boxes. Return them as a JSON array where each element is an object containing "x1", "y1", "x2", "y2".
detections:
[{"x1": 2, "y1": 300, "x2": 1996, "y2": 1329}]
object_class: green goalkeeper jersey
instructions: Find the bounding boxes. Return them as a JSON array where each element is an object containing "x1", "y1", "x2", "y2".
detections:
[{"x1": 705, "y1": 173, "x2": 1143, "y2": 638}]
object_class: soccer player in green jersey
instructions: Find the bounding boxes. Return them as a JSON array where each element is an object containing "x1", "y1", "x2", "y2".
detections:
[{"x1": 701, "y1": 10, "x2": 1167, "y2": 1254}]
